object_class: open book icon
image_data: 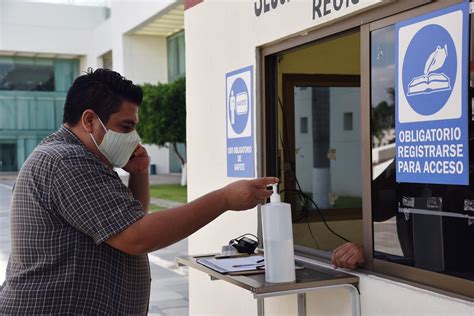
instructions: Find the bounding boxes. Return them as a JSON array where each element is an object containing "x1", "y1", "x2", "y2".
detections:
[{"x1": 407, "y1": 44, "x2": 451, "y2": 96}]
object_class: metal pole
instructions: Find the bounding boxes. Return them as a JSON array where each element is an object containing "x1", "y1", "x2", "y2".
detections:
[
  {"x1": 346, "y1": 284, "x2": 361, "y2": 316},
  {"x1": 254, "y1": 284, "x2": 360, "y2": 316},
  {"x1": 257, "y1": 298, "x2": 265, "y2": 316},
  {"x1": 297, "y1": 293, "x2": 306, "y2": 316}
]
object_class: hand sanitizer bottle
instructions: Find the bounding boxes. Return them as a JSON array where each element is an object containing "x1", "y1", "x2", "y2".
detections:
[{"x1": 262, "y1": 184, "x2": 296, "y2": 283}]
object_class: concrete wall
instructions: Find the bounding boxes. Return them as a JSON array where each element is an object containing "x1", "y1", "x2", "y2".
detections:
[
  {"x1": 123, "y1": 35, "x2": 168, "y2": 85},
  {"x1": 144, "y1": 144, "x2": 170, "y2": 175},
  {"x1": 0, "y1": 1, "x2": 105, "y2": 55},
  {"x1": 185, "y1": 1, "x2": 473, "y2": 315},
  {"x1": 88, "y1": 0, "x2": 174, "y2": 78}
]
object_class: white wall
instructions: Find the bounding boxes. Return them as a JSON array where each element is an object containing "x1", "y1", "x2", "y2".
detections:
[
  {"x1": 88, "y1": 0, "x2": 175, "y2": 77},
  {"x1": 88, "y1": 16, "x2": 116, "y2": 70},
  {"x1": 0, "y1": 1, "x2": 105, "y2": 55},
  {"x1": 0, "y1": 1, "x2": 178, "y2": 174},
  {"x1": 123, "y1": 34, "x2": 168, "y2": 85},
  {"x1": 144, "y1": 144, "x2": 170, "y2": 175},
  {"x1": 185, "y1": 1, "x2": 473, "y2": 315},
  {"x1": 0, "y1": 0, "x2": 172, "y2": 82},
  {"x1": 108, "y1": 0, "x2": 174, "y2": 37}
]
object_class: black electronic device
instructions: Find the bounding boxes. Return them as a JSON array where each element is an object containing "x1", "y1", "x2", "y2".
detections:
[{"x1": 229, "y1": 234, "x2": 259, "y2": 254}]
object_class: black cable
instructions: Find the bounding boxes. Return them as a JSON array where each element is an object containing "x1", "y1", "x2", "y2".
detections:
[
  {"x1": 277, "y1": 96, "x2": 351, "y2": 243},
  {"x1": 282, "y1": 188, "x2": 350, "y2": 243},
  {"x1": 280, "y1": 189, "x2": 307, "y2": 222},
  {"x1": 230, "y1": 233, "x2": 259, "y2": 243},
  {"x1": 303, "y1": 193, "x2": 351, "y2": 243},
  {"x1": 305, "y1": 217, "x2": 320, "y2": 249},
  {"x1": 281, "y1": 190, "x2": 320, "y2": 248},
  {"x1": 278, "y1": 98, "x2": 305, "y2": 195}
]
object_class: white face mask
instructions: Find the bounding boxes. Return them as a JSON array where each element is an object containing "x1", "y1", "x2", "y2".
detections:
[{"x1": 89, "y1": 116, "x2": 141, "y2": 168}]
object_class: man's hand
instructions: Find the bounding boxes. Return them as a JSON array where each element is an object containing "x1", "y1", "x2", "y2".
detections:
[
  {"x1": 107, "y1": 177, "x2": 280, "y2": 255},
  {"x1": 124, "y1": 145, "x2": 150, "y2": 211},
  {"x1": 123, "y1": 145, "x2": 150, "y2": 174},
  {"x1": 332, "y1": 242, "x2": 364, "y2": 270},
  {"x1": 220, "y1": 177, "x2": 279, "y2": 211}
]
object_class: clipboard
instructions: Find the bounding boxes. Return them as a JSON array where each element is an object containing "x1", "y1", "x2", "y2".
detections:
[
  {"x1": 197, "y1": 255, "x2": 265, "y2": 274},
  {"x1": 196, "y1": 255, "x2": 304, "y2": 276}
]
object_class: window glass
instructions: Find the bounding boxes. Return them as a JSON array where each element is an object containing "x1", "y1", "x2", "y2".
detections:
[
  {"x1": 178, "y1": 33, "x2": 186, "y2": 76},
  {"x1": 343, "y1": 112, "x2": 353, "y2": 131},
  {"x1": 371, "y1": 25, "x2": 474, "y2": 281},
  {"x1": 168, "y1": 36, "x2": 178, "y2": 81},
  {"x1": 168, "y1": 31, "x2": 185, "y2": 82},
  {"x1": 0, "y1": 143, "x2": 17, "y2": 172},
  {"x1": 277, "y1": 31, "x2": 363, "y2": 252},
  {"x1": 300, "y1": 117, "x2": 308, "y2": 134},
  {"x1": 0, "y1": 58, "x2": 54, "y2": 91},
  {"x1": 294, "y1": 86, "x2": 362, "y2": 210}
]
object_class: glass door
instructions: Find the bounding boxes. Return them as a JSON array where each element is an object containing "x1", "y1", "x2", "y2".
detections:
[{"x1": 0, "y1": 143, "x2": 17, "y2": 172}]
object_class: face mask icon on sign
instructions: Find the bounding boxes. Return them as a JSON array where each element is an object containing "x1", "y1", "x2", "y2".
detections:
[{"x1": 407, "y1": 44, "x2": 451, "y2": 96}]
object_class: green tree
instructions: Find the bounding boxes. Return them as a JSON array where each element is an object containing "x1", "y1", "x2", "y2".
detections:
[
  {"x1": 137, "y1": 77, "x2": 186, "y2": 182},
  {"x1": 372, "y1": 87, "x2": 395, "y2": 145}
]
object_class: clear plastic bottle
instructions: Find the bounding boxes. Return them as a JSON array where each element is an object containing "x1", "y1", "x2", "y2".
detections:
[{"x1": 261, "y1": 184, "x2": 296, "y2": 283}]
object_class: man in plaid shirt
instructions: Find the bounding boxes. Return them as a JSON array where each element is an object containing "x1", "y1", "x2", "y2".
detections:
[{"x1": 0, "y1": 69, "x2": 277, "y2": 315}]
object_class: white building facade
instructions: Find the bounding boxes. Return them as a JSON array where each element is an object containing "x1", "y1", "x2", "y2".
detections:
[
  {"x1": 185, "y1": 0, "x2": 473, "y2": 315},
  {"x1": 0, "y1": 0, "x2": 185, "y2": 174}
]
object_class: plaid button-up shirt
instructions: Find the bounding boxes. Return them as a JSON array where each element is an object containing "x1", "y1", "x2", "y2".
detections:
[{"x1": 0, "y1": 126, "x2": 150, "y2": 315}]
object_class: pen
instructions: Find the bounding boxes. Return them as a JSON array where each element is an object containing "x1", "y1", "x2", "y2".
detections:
[{"x1": 232, "y1": 259, "x2": 264, "y2": 268}]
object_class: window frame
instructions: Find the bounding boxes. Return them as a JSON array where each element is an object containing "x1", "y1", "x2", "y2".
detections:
[{"x1": 259, "y1": 0, "x2": 474, "y2": 300}]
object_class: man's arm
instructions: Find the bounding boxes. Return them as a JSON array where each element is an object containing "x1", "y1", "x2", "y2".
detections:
[
  {"x1": 124, "y1": 145, "x2": 150, "y2": 212},
  {"x1": 128, "y1": 171, "x2": 150, "y2": 213},
  {"x1": 106, "y1": 178, "x2": 278, "y2": 255}
]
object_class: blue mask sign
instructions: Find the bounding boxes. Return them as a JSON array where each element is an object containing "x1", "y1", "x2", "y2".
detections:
[
  {"x1": 226, "y1": 66, "x2": 255, "y2": 178},
  {"x1": 395, "y1": 2, "x2": 469, "y2": 185}
]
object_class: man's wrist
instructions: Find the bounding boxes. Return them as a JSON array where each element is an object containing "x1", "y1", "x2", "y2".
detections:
[
  {"x1": 129, "y1": 169, "x2": 149, "y2": 177},
  {"x1": 214, "y1": 188, "x2": 229, "y2": 214}
]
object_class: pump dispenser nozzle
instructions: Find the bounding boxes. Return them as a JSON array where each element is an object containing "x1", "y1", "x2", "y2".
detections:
[{"x1": 270, "y1": 184, "x2": 281, "y2": 203}]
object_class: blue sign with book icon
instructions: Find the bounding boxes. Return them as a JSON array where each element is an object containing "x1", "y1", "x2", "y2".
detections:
[
  {"x1": 226, "y1": 66, "x2": 255, "y2": 178},
  {"x1": 395, "y1": 2, "x2": 469, "y2": 185}
]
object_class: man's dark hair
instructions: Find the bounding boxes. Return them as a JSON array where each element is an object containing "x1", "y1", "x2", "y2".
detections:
[{"x1": 63, "y1": 68, "x2": 143, "y2": 125}]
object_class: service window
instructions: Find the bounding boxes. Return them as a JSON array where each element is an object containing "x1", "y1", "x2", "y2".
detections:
[
  {"x1": 272, "y1": 30, "x2": 363, "y2": 253},
  {"x1": 369, "y1": 3, "x2": 473, "y2": 297},
  {"x1": 263, "y1": 0, "x2": 473, "y2": 299}
]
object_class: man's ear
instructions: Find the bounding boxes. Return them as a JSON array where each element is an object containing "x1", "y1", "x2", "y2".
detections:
[{"x1": 81, "y1": 110, "x2": 96, "y2": 133}]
